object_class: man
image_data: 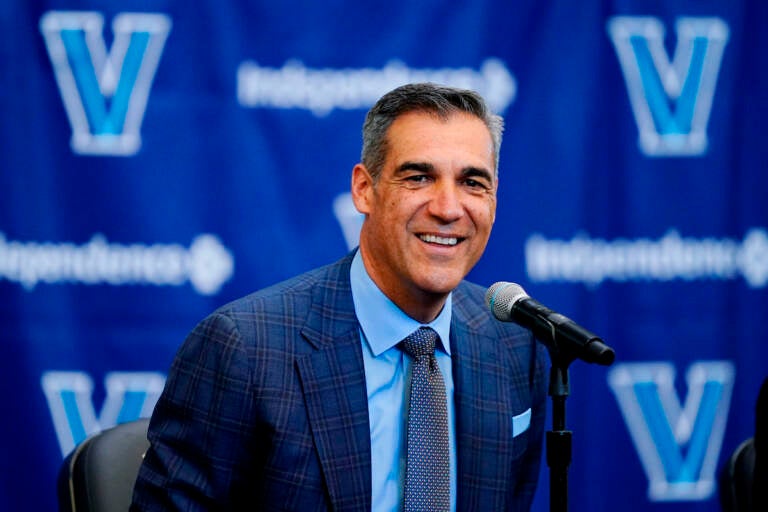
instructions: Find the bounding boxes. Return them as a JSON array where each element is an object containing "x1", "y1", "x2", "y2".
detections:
[{"x1": 131, "y1": 83, "x2": 548, "y2": 511}]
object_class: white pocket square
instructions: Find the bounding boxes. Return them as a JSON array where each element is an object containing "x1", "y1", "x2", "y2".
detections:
[{"x1": 512, "y1": 407, "x2": 531, "y2": 437}]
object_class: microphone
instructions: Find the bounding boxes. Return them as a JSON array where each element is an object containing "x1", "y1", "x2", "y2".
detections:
[{"x1": 485, "y1": 282, "x2": 615, "y2": 366}]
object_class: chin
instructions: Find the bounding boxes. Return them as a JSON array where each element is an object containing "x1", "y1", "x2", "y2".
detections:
[{"x1": 416, "y1": 275, "x2": 464, "y2": 296}]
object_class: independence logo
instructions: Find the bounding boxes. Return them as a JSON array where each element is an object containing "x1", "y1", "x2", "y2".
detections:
[{"x1": 0, "y1": 232, "x2": 234, "y2": 295}]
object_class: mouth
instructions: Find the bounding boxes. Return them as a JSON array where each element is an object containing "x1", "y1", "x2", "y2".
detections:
[{"x1": 418, "y1": 233, "x2": 463, "y2": 247}]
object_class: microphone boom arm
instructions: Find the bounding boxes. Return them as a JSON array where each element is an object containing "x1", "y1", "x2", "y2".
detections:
[{"x1": 512, "y1": 298, "x2": 615, "y2": 366}]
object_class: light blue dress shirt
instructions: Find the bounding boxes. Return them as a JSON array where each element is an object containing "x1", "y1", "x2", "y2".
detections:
[{"x1": 350, "y1": 251, "x2": 456, "y2": 512}]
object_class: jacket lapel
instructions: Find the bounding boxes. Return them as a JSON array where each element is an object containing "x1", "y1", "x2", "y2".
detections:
[
  {"x1": 451, "y1": 290, "x2": 516, "y2": 510},
  {"x1": 295, "y1": 256, "x2": 372, "y2": 511}
]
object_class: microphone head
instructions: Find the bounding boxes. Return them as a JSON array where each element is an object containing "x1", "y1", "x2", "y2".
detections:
[{"x1": 485, "y1": 282, "x2": 530, "y2": 320}]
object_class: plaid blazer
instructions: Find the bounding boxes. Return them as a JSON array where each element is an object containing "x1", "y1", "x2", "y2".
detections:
[{"x1": 131, "y1": 251, "x2": 548, "y2": 511}]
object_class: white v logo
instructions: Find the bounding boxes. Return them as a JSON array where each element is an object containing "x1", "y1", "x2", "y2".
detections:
[
  {"x1": 607, "y1": 17, "x2": 729, "y2": 156},
  {"x1": 41, "y1": 371, "x2": 165, "y2": 457},
  {"x1": 608, "y1": 362, "x2": 734, "y2": 501},
  {"x1": 40, "y1": 11, "x2": 172, "y2": 156}
]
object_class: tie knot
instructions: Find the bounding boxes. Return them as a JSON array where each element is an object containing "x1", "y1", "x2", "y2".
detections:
[{"x1": 400, "y1": 327, "x2": 438, "y2": 359}]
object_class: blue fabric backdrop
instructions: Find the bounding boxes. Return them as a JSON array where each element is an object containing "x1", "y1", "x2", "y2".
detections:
[{"x1": 1, "y1": 1, "x2": 766, "y2": 510}]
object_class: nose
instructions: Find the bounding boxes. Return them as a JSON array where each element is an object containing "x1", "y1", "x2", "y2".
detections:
[{"x1": 428, "y1": 181, "x2": 464, "y2": 222}]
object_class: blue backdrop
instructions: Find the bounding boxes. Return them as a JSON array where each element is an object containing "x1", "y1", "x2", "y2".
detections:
[{"x1": 1, "y1": 1, "x2": 766, "y2": 510}]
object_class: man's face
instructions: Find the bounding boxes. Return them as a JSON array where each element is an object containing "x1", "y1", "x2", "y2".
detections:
[{"x1": 352, "y1": 110, "x2": 497, "y2": 318}]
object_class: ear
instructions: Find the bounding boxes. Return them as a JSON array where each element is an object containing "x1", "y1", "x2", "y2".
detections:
[{"x1": 351, "y1": 163, "x2": 374, "y2": 215}]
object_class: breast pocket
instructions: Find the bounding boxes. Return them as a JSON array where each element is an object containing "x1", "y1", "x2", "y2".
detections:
[{"x1": 511, "y1": 407, "x2": 532, "y2": 459}]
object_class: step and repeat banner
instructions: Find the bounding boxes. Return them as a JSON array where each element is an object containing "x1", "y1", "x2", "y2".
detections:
[{"x1": 1, "y1": 1, "x2": 765, "y2": 510}]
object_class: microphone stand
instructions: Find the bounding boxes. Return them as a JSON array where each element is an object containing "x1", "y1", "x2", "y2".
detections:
[
  {"x1": 484, "y1": 282, "x2": 614, "y2": 510},
  {"x1": 546, "y1": 352, "x2": 575, "y2": 512},
  {"x1": 542, "y1": 337, "x2": 614, "y2": 512}
]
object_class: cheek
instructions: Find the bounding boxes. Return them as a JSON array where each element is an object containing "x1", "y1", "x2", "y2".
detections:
[
  {"x1": 485, "y1": 194, "x2": 498, "y2": 219},
  {"x1": 485, "y1": 206, "x2": 496, "y2": 226},
  {"x1": 386, "y1": 193, "x2": 421, "y2": 220},
  {"x1": 470, "y1": 201, "x2": 496, "y2": 229}
]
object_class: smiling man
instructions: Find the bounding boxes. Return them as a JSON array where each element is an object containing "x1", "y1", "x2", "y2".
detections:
[
  {"x1": 353, "y1": 107, "x2": 497, "y2": 323},
  {"x1": 132, "y1": 83, "x2": 548, "y2": 512}
]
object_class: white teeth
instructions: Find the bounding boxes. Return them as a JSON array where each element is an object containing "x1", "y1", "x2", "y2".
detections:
[{"x1": 420, "y1": 234, "x2": 458, "y2": 246}]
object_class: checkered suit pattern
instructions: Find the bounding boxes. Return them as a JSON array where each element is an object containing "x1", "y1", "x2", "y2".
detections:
[{"x1": 131, "y1": 251, "x2": 548, "y2": 511}]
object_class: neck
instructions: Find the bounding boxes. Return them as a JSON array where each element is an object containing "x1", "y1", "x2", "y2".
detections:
[
  {"x1": 390, "y1": 289, "x2": 447, "y2": 324},
  {"x1": 358, "y1": 252, "x2": 447, "y2": 323}
]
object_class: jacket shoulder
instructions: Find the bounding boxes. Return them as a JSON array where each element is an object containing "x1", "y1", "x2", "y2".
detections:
[
  {"x1": 454, "y1": 280, "x2": 532, "y2": 342},
  {"x1": 215, "y1": 252, "x2": 354, "y2": 316}
]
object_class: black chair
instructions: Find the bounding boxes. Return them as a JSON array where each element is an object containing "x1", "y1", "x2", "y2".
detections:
[
  {"x1": 719, "y1": 376, "x2": 768, "y2": 512},
  {"x1": 57, "y1": 418, "x2": 151, "y2": 512},
  {"x1": 719, "y1": 437, "x2": 756, "y2": 512}
]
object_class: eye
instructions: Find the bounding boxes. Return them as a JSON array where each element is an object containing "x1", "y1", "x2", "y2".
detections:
[
  {"x1": 460, "y1": 167, "x2": 494, "y2": 191},
  {"x1": 405, "y1": 174, "x2": 430, "y2": 183},
  {"x1": 462, "y1": 177, "x2": 490, "y2": 190}
]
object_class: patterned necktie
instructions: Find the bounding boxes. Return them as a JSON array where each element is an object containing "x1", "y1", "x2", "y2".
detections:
[{"x1": 400, "y1": 327, "x2": 450, "y2": 511}]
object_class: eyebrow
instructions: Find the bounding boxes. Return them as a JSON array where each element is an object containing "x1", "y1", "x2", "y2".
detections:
[
  {"x1": 461, "y1": 166, "x2": 494, "y2": 183},
  {"x1": 394, "y1": 161, "x2": 434, "y2": 174},
  {"x1": 394, "y1": 161, "x2": 494, "y2": 182}
]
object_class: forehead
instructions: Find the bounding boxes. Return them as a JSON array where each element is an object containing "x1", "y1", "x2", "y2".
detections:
[{"x1": 383, "y1": 110, "x2": 495, "y2": 168}]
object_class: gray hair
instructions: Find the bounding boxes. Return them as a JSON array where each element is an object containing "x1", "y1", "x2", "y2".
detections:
[{"x1": 361, "y1": 82, "x2": 504, "y2": 180}]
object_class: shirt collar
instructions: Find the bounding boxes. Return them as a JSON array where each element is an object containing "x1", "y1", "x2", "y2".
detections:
[{"x1": 350, "y1": 250, "x2": 452, "y2": 357}]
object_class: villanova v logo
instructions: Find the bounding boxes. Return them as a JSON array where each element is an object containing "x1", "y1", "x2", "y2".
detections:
[
  {"x1": 608, "y1": 362, "x2": 734, "y2": 501},
  {"x1": 607, "y1": 17, "x2": 729, "y2": 157},
  {"x1": 42, "y1": 371, "x2": 165, "y2": 457},
  {"x1": 39, "y1": 12, "x2": 172, "y2": 156}
]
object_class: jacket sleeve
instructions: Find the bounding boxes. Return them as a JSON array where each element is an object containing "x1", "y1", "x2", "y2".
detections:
[{"x1": 131, "y1": 312, "x2": 259, "y2": 510}]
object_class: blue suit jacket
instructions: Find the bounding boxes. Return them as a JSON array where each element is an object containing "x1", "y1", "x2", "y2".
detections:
[{"x1": 131, "y1": 252, "x2": 548, "y2": 511}]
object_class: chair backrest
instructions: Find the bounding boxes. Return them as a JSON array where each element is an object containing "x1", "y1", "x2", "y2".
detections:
[
  {"x1": 719, "y1": 437, "x2": 756, "y2": 512},
  {"x1": 57, "y1": 418, "x2": 151, "y2": 512},
  {"x1": 755, "y1": 377, "x2": 768, "y2": 511}
]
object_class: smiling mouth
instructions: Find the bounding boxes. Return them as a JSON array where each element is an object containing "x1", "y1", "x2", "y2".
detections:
[{"x1": 419, "y1": 234, "x2": 461, "y2": 246}]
